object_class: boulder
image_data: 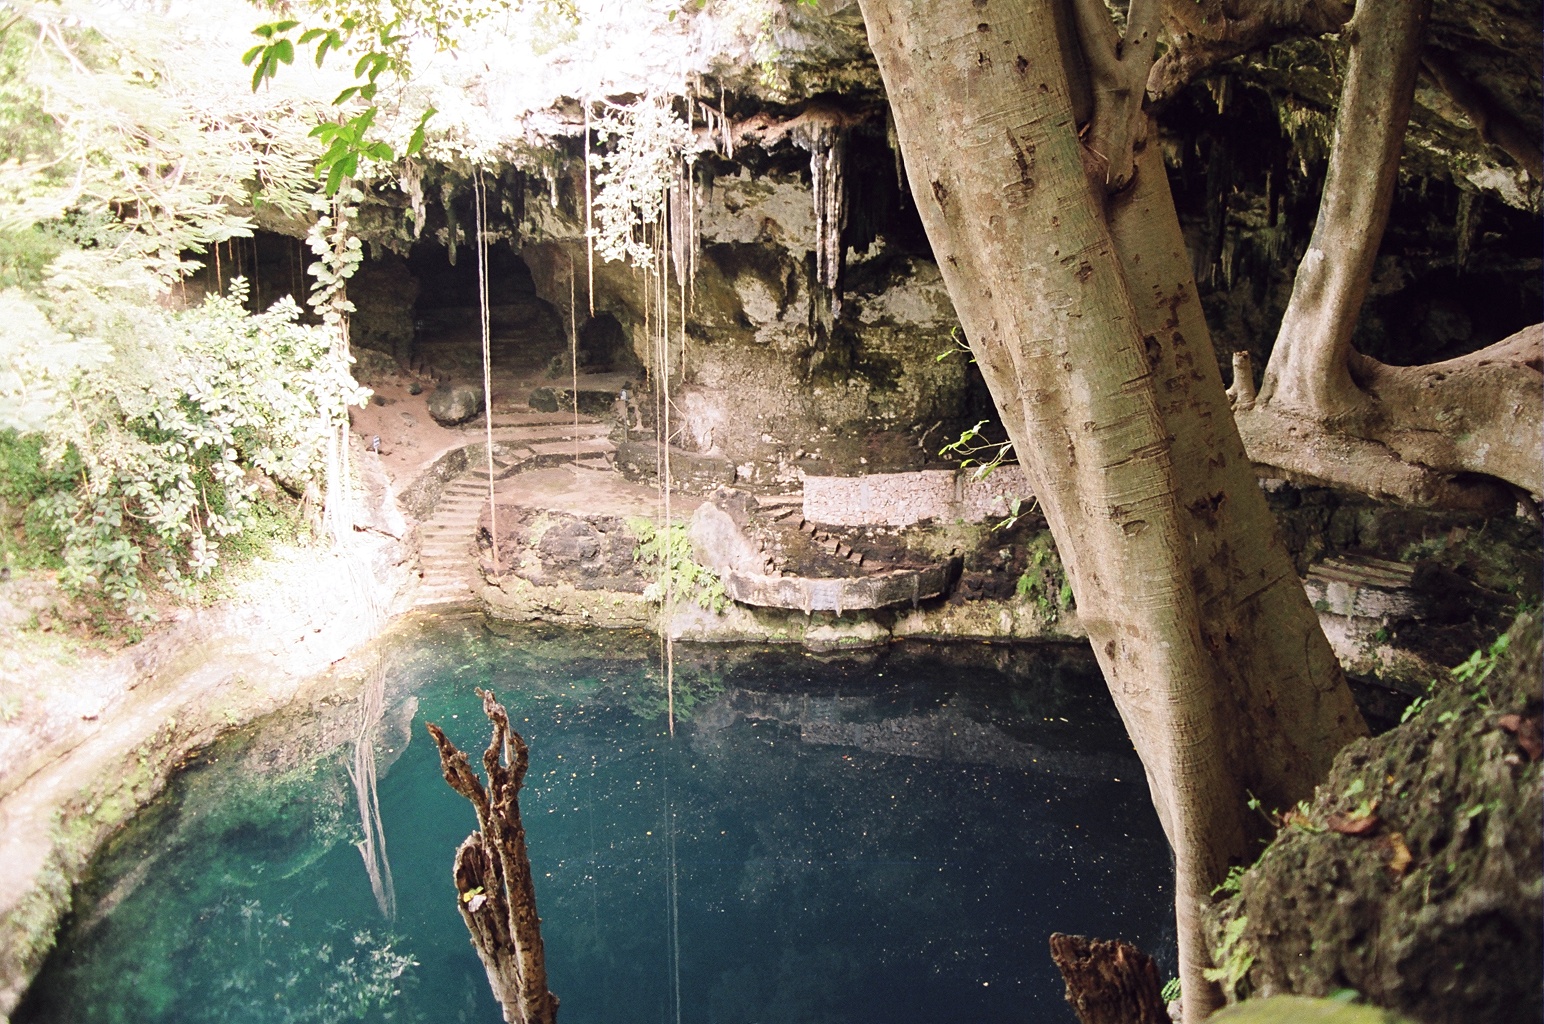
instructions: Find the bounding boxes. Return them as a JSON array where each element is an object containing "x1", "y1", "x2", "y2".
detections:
[
  {"x1": 350, "y1": 346, "x2": 400, "y2": 384},
  {"x1": 427, "y1": 385, "x2": 485, "y2": 426}
]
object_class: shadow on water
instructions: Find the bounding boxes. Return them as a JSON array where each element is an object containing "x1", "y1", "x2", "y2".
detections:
[{"x1": 18, "y1": 616, "x2": 1175, "y2": 1024}]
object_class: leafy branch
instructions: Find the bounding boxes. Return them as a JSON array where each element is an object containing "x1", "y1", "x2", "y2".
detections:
[{"x1": 240, "y1": 13, "x2": 444, "y2": 195}]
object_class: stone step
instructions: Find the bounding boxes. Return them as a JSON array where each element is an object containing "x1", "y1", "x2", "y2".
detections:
[
  {"x1": 490, "y1": 422, "x2": 610, "y2": 441},
  {"x1": 420, "y1": 572, "x2": 472, "y2": 587},
  {"x1": 528, "y1": 438, "x2": 616, "y2": 458},
  {"x1": 488, "y1": 412, "x2": 602, "y2": 428},
  {"x1": 415, "y1": 591, "x2": 475, "y2": 608}
]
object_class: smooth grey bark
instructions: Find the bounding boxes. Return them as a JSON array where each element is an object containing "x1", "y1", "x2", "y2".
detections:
[
  {"x1": 855, "y1": 1, "x2": 1366, "y2": 1018},
  {"x1": 1234, "y1": 0, "x2": 1543, "y2": 507}
]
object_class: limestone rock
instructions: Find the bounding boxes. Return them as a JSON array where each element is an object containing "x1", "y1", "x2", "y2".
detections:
[
  {"x1": 1205, "y1": 614, "x2": 1542, "y2": 1023},
  {"x1": 688, "y1": 500, "x2": 764, "y2": 576},
  {"x1": 427, "y1": 385, "x2": 485, "y2": 426},
  {"x1": 351, "y1": 346, "x2": 400, "y2": 384}
]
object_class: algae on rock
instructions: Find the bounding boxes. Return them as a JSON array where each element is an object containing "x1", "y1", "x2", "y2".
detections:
[{"x1": 1205, "y1": 613, "x2": 1542, "y2": 1023}]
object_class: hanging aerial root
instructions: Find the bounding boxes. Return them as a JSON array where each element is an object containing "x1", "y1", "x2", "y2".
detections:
[{"x1": 426, "y1": 690, "x2": 558, "y2": 1024}]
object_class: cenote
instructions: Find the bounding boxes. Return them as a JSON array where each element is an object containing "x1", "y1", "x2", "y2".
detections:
[{"x1": 19, "y1": 618, "x2": 1172, "y2": 1024}]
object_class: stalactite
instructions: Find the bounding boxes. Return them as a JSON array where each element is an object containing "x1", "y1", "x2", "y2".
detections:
[
  {"x1": 720, "y1": 83, "x2": 733, "y2": 158},
  {"x1": 503, "y1": 168, "x2": 526, "y2": 242},
  {"x1": 401, "y1": 159, "x2": 426, "y2": 240},
  {"x1": 795, "y1": 119, "x2": 849, "y2": 330},
  {"x1": 1455, "y1": 189, "x2": 1481, "y2": 273},
  {"x1": 669, "y1": 157, "x2": 691, "y2": 290},
  {"x1": 442, "y1": 178, "x2": 459, "y2": 267}
]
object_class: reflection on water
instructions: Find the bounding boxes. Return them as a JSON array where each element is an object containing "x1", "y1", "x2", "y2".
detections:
[
  {"x1": 20, "y1": 618, "x2": 1174, "y2": 1024},
  {"x1": 350, "y1": 657, "x2": 399, "y2": 922}
]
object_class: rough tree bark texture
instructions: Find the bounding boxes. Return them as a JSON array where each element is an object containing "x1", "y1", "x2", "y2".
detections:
[
  {"x1": 1049, "y1": 933, "x2": 1170, "y2": 1024},
  {"x1": 1233, "y1": 0, "x2": 1543, "y2": 508},
  {"x1": 855, "y1": 1, "x2": 1366, "y2": 1018},
  {"x1": 427, "y1": 690, "x2": 558, "y2": 1024},
  {"x1": 1146, "y1": 0, "x2": 1353, "y2": 105}
]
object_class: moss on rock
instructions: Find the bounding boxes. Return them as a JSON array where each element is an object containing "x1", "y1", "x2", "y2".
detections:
[{"x1": 1206, "y1": 614, "x2": 1542, "y2": 1023}]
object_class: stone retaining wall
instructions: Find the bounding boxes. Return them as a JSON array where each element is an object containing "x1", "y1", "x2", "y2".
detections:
[{"x1": 803, "y1": 466, "x2": 1032, "y2": 526}]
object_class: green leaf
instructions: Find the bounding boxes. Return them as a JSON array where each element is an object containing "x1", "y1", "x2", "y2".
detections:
[
  {"x1": 365, "y1": 141, "x2": 394, "y2": 161},
  {"x1": 241, "y1": 44, "x2": 265, "y2": 66},
  {"x1": 272, "y1": 39, "x2": 294, "y2": 65},
  {"x1": 354, "y1": 53, "x2": 375, "y2": 78},
  {"x1": 298, "y1": 28, "x2": 327, "y2": 44},
  {"x1": 333, "y1": 85, "x2": 360, "y2": 105}
]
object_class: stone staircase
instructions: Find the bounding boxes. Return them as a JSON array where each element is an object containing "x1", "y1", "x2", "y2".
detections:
[{"x1": 412, "y1": 413, "x2": 616, "y2": 608}]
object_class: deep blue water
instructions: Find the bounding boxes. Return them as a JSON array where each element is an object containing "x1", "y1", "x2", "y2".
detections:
[{"x1": 19, "y1": 617, "x2": 1174, "y2": 1024}]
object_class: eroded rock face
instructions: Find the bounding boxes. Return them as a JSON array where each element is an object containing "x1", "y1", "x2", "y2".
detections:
[
  {"x1": 478, "y1": 505, "x2": 647, "y2": 593},
  {"x1": 427, "y1": 384, "x2": 485, "y2": 426},
  {"x1": 1205, "y1": 613, "x2": 1542, "y2": 1024}
]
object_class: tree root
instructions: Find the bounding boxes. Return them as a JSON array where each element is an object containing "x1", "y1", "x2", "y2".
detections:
[
  {"x1": 426, "y1": 690, "x2": 558, "y2": 1024},
  {"x1": 1233, "y1": 325, "x2": 1542, "y2": 509}
]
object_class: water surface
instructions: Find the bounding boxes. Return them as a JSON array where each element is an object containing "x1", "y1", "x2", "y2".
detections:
[{"x1": 20, "y1": 617, "x2": 1173, "y2": 1024}]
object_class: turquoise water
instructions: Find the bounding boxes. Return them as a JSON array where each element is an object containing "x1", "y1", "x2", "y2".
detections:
[{"x1": 20, "y1": 618, "x2": 1174, "y2": 1024}]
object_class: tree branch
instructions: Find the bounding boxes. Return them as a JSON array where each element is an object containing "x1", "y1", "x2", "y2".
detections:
[
  {"x1": 1235, "y1": 326, "x2": 1542, "y2": 506},
  {"x1": 1147, "y1": 0, "x2": 1354, "y2": 106},
  {"x1": 1420, "y1": 49, "x2": 1543, "y2": 181},
  {"x1": 427, "y1": 690, "x2": 558, "y2": 1024},
  {"x1": 1256, "y1": 0, "x2": 1431, "y2": 418},
  {"x1": 1072, "y1": 0, "x2": 1161, "y2": 191}
]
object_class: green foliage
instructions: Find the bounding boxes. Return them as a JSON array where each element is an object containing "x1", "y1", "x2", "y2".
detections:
[
  {"x1": 0, "y1": 279, "x2": 364, "y2": 614},
  {"x1": 1400, "y1": 632, "x2": 1514, "y2": 723},
  {"x1": 1212, "y1": 863, "x2": 1248, "y2": 897},
  {"x1": 241, "y1": 0, "x2": 506, "y2": 196},
  {"x1": 1204, "y1": 914, "x2": 1256, "y2": 1000},
  {"x1": 0, "y1": 429, "x2": 75, "y2": 569},
  {"x1": 0, "y1": 2, "x2": 324, "y2": 287},
  {"x1": 1015, "y1": 533, "x2": 1074, "y2": 618},
  {"x1": 628, "y1": 518, "x2": 728, "y2": 614},
  {"x1": 1161, "y1": 977, "x2": 1182, "y2": 1003},
  {"x1": 1449, "y1": 632, "x2": 1509, "y2": 689}
]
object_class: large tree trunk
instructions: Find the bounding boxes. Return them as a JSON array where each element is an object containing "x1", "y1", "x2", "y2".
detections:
[
  {"x1": 1232, "y1": 0, "x2": 1543, "y2": 508},
  {"x1": 855, "y1": 1, "x2": 1366, "y2": 1018}
]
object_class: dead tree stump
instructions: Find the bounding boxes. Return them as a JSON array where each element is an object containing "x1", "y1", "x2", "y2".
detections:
[
  {"x1": 1049, "y1": 932, "x2": 1169, "y2": 1024},
  {"x1": 427, "y1": 689, "x2": 559, "y2": 1024}
]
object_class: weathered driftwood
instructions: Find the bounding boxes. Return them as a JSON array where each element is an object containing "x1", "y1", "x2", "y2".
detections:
[
  {"x1": 1049, "y1": 932, "x2": 1169, "y2": 1024},
  {"x1": 426, "y1": 689, "x2": 558, "y2": 1024}
]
